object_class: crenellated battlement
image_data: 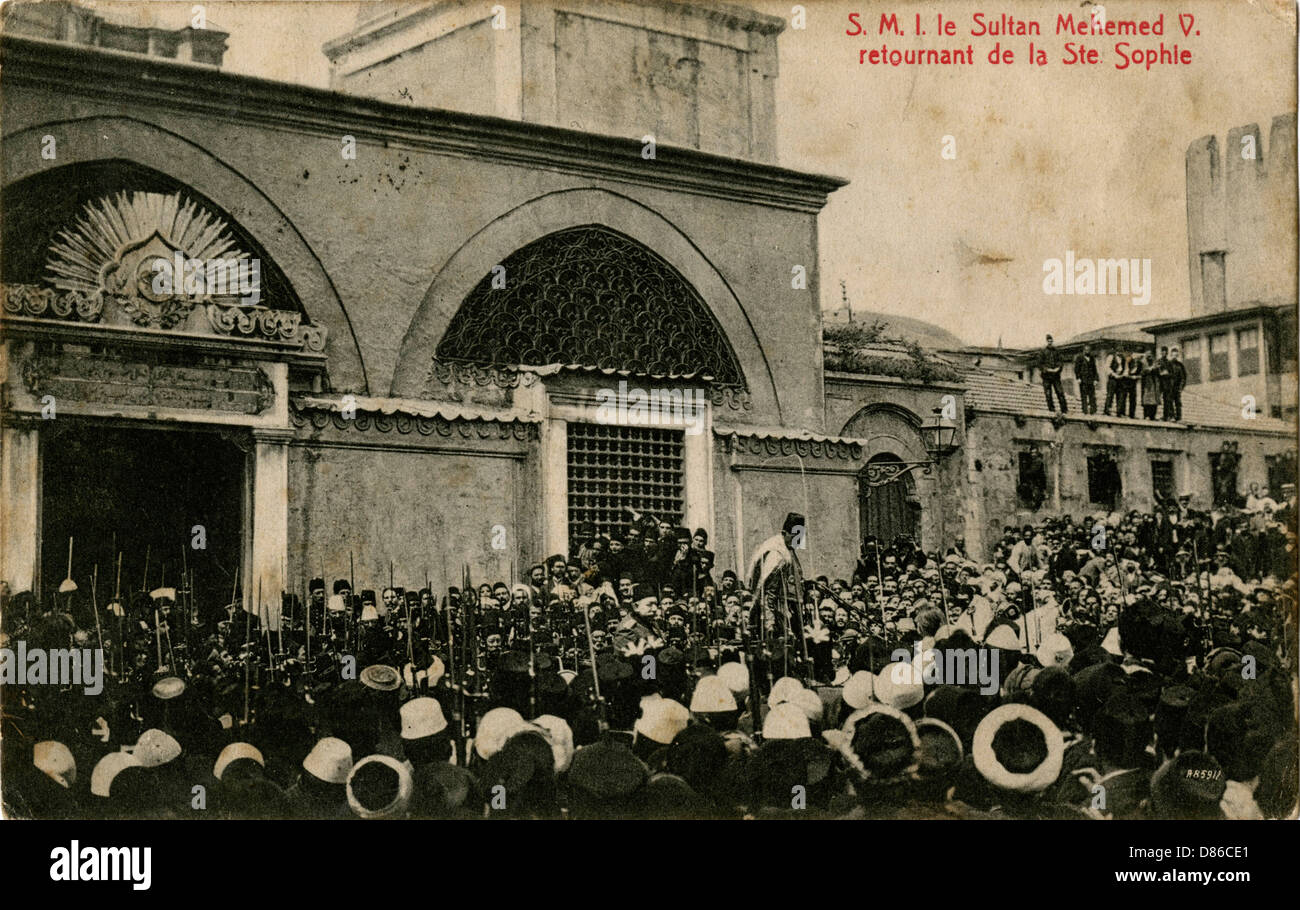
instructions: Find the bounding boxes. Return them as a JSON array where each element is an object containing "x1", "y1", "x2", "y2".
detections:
[{"x1": 1185, "y1": 113, "x2": 1297, "y2": 316}]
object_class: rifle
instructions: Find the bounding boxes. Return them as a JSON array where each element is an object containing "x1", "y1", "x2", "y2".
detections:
[
  {"x1": 580, "y1": 595, "x2": 609, "y2": 733},
  {"x1": 348, "y1": 551, "x2": 357, "y2": 655},
  {"x1": 1192, "y1": 538, "x2": 1214, "y2": 655},
  {"x1": 742, "y1": 618, "x2": 765, "y2": 744}
]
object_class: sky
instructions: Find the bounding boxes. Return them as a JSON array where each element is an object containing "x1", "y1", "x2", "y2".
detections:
[{"x1": 71, "y1": 0, "x2": 1298, "y2": 346}]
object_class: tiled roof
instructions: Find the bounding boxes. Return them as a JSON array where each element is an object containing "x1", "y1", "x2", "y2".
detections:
[{"x1": 961, "y1": 369, "x2": 1294, "y2": 433}]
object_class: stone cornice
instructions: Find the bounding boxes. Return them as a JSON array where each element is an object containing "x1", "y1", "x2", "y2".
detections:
[{"x1": 0, "y1": 35, "x2": 847, "y2": 214}]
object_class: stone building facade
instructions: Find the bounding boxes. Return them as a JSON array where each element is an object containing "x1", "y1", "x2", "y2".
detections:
[
  {"x1": 0, "y1": 6, "x2": 1294, "y2": 615},
  {"x1": 0, "y1": 15, "x2": 857, "y2": 611}
]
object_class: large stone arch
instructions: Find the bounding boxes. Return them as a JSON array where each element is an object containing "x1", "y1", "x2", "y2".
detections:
[
  {"x1": 2, "y1": 116, "x2": 367, "y2": 392},
  {"x1": 390, "y1": 187, "x2": 781, "y2": 417},
  {"x1": 841, "y1": 402, "x2": 928, "y2": 462}
]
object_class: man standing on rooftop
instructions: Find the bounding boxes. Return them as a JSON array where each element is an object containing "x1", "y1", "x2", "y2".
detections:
[{"x1": 1039, "y1": 334, "x2": 1067, "y2": 413}]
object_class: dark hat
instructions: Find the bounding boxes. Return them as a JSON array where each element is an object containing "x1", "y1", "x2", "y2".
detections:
[
  {"x1": 915, "y1": 717, "x2": 964, "y2": 779},
  {"x1": 1148, "y1": 752, "x2": 1226, "y2": 819},
  {"x1": 1093, "y1": 693, "x2": 1153, "y2": 768},
  {"x1": 666, "y1": 723, "x2": 729, "y2": 794},
  {"x1": 410, "y1": 762, "x2": 478, "y2": 819},
  {"x1": 1153, "y1": 685, "x2": 1194, "y2": 757},
  {"x1": 1255, "y1": 736, "x2": 1299, "y2": 819},
  {"x1": 1206, "y1": 701, "x2": 1280, "y2": 782},
  {"x1": 783, "y1": 512, "x2": 805, "y2": 534},
  {"x1": 750, "y1": 737, "x2": 835, "y2": 810},
  {"x1": 333, "y1": 580, "x2": 351, "y2": 595},
  {"x1": 642, "y1": 772, "x2": 711, "y2": 819},
  {"x1": 360, "y1": 589, "x2": 377, "y2": 605},
  {"x1": 924, "y1": 685, "x2": 990, "y2": 748},
  {"x1": 692, "y1": 528, "x2": 708, "y2": 543},
  {"x1": 479, "y1": 731, "x2": 558, "y2": 818},
  {"x1": 567, "y1": 740, "x2": 649, "y2": 818},
  {"x1": 1071, "y1": 661, "x2": 1128, "y2": 733},
  {"x1": 221, "y1": 776, "x2": 293, "y2": 820},
  {"x1": 1028, "y1": 666, "x2": 1076, "y2": 730},
  {"x1": 309, "y1": 577, "x2": 325, "y2": 593}
]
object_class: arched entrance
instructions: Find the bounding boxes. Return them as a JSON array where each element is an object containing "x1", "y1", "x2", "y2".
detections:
[{"x1": 859, "y1": 453, "x2": 920, "y2": 547}]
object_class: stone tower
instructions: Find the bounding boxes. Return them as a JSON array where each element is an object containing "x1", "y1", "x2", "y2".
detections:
[{"x1": 323, "y1": 0, "x2": 783, "y2": 163}]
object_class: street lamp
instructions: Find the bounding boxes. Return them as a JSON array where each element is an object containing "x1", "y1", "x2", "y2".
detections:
[
  {"x1": 920, "y1": 408, "x2": 959, "y2": 459},
  {"x1": 862, "y1": 409, "x2": 959, "y2": 488}
]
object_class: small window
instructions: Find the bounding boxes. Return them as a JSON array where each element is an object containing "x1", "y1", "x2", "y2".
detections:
[
  {"x1": 1208, "y1": 332, "x2": 1230, "y2": 381},
  {"x1": 1237, "y1": 328, "x2": 1259, "y2": 376},
  {"x1": 1087, "y1": 453, "x2": 1123, "y2": 510},
  {"x1": 1151, "y1": 460, "x2": 1175, "y2": 505},
  {"x1": 1180, "y1": 336, "x2": 1202, "y2": 384},
  {"x1": 1201, "y1": 251, "x2": 1226, "y2": 310},
  {"x1": 1017, "y1": 450, "x2": 1048, "y2": 510},
  {"x1": 1209, "y1": 449, "x2": 1240, "y2": 508},
  {"x1": 1266, "y1": 452, "x2": 1296, "y2": 499}
]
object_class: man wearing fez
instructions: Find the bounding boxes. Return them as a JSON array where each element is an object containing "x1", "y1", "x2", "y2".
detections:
[{"x1": 746, "y1": 512, "x2": 807, "y2": 643}]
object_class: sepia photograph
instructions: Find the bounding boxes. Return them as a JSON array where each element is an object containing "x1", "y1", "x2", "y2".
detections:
[{"x1": 0, "y1": 0, "x2": 1296, "y2": 860}]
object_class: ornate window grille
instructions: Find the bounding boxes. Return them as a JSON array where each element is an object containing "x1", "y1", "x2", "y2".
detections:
[
  {"x1": 566, "y1": 422, "x2": 684, "y2": 545},
  {"x1": 436, "y1": 226, "x2": 745, "y2": 387}
]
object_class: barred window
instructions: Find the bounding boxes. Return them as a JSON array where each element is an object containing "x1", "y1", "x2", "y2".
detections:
[
  {"x1": 567, "y1": 422, "x2": 684, "y2": 546},
  {"x1": 1151, "y1": 460, "x2": 1175, "y2": 505}
]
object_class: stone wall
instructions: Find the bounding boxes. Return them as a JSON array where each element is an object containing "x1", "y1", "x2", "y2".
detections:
[
  {"x1": 963, "y1": 412, "x2": 1294, "y2": 559},
  {"x1": 324, "y1": 0, "x2": 783, "y2": 162},
  {"x1": 1186, "y1": 114, "x2": 1298, "y2": 315},
  {"x1": 287, "y1": 408, "x2": 540, "y2": 590},
  {"x1": 1, "y1": 40, "x2": 840, "y2": 432}
]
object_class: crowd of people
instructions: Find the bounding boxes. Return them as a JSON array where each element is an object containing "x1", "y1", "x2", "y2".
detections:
[
  {"x1": 3, "y1": 496, "x2": 1297, "y2": 821},
  {"x1": 1039, "y1": 335, "x2": 1188, "y2": 420}
]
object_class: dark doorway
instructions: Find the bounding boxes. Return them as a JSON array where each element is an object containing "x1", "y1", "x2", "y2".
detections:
[
  {"x1": 859, "y1": 454, "x2": 919, "y2": 548},
  {"x1": 40, "y1": 424, "x2": 245, "y2": 625}
]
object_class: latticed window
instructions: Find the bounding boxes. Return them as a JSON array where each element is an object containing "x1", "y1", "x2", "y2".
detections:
[
  {"x1": 436, "y1": 226, "x2": 745, "y2": 387},
  {"x1": 567, "y1": 422, "x2": 683, "y2": 545},
  {"x1": 1150, "y1": 460, "x2": 1176, "y2": 505}
]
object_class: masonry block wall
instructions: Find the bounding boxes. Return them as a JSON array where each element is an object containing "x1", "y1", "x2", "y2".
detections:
[{"x1": 1186, "y1": 114, "x2": 1298, "y2": 315}]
